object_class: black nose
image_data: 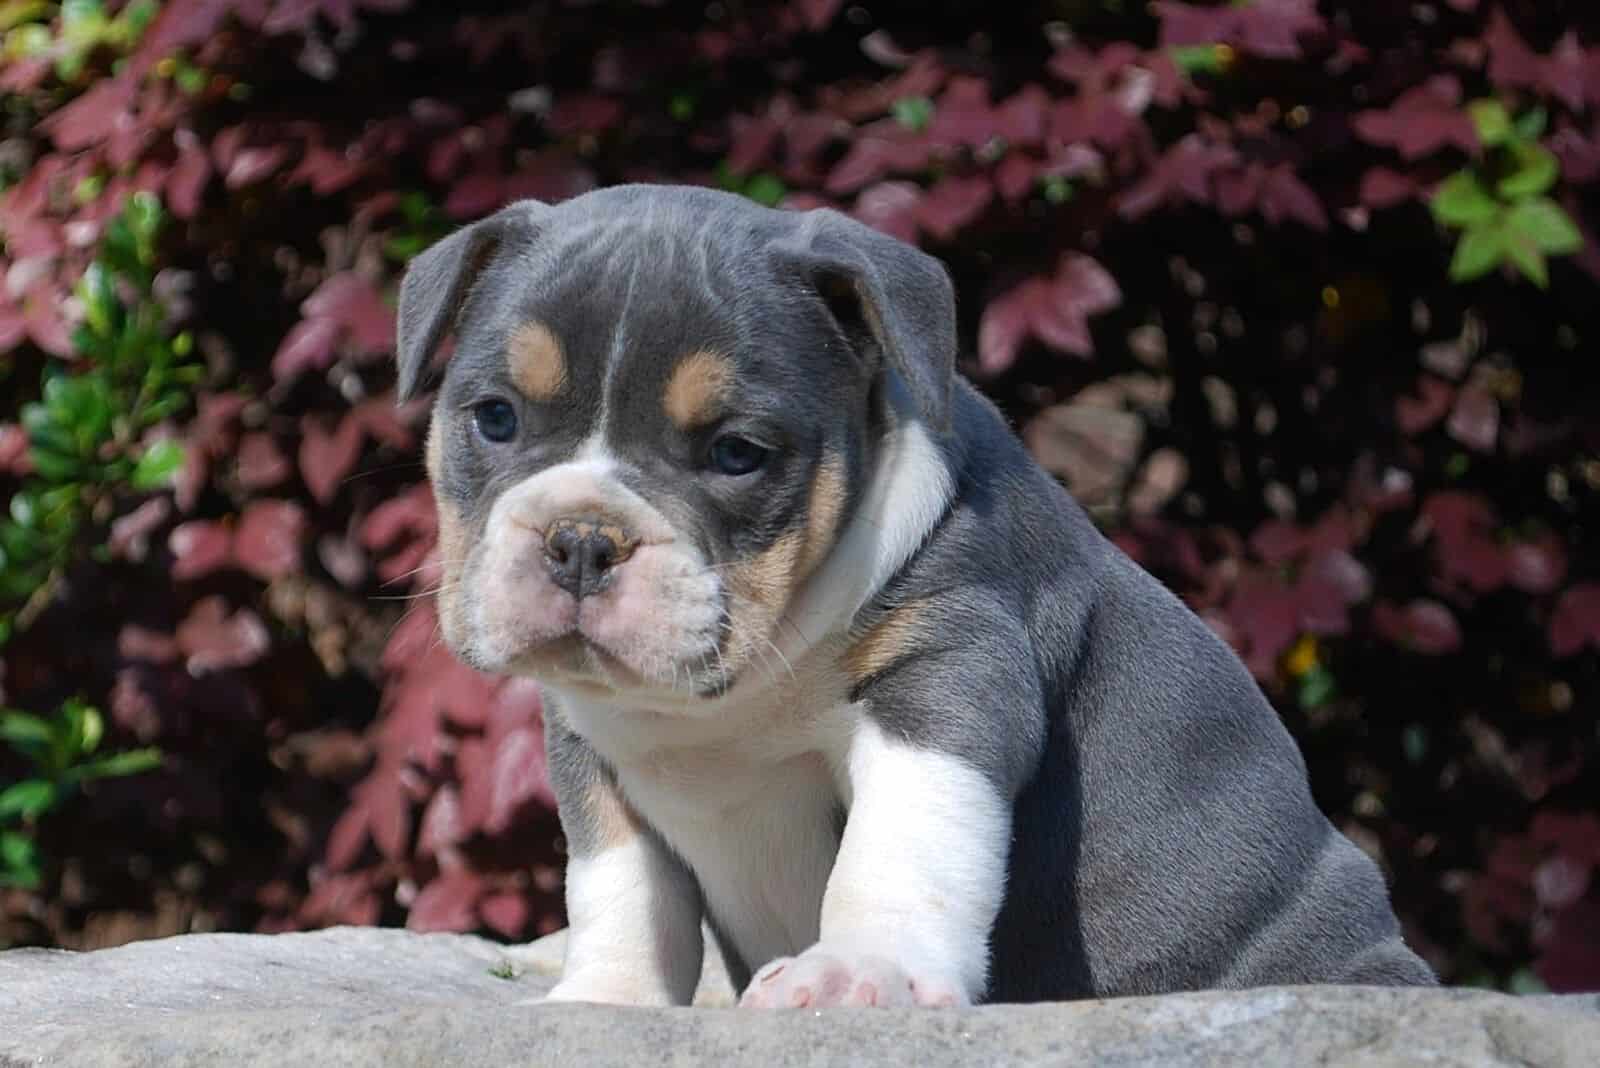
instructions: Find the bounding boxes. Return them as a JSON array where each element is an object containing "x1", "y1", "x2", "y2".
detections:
[{"x1": 544, "y1": 519, "x2": 633, "y2": 599}]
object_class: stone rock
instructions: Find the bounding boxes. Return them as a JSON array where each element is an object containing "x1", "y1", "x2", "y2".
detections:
[{"x1": 1, "y1": 926, "x2": 1595, "y2": 1067}]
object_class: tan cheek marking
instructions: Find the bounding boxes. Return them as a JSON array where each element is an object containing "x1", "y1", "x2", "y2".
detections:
[
  {"x1": 844, "y1": 600, "x2": 934, "y2": 686},
  {"x1": 723, "y1": 531, "x2": 803, "y2": 671},
  {"x1": 664, "y1": 349, "x2": 732, "y2": 430},
  {"x1": 508, "y1": 321, "x2": 566, "y2": 401},
  {"x1": 585, "y1": 777, "x2": 643, "y2": 850},
  {"x1": 427, "y1": 412, "x2": 469, "y2": 641},
  {"x1": 797, "y1": 453, "x2": 846, "y2": 578}
]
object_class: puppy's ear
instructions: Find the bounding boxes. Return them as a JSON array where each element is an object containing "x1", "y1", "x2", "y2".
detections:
[
  {"x1": 778, "y1": 209, "x2": 957, "y2": 431},
  {"x1": 394, "y1": 200, "x2": 545, "y2": 402}
]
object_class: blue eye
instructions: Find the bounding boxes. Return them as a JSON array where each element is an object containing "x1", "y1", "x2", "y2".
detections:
[
  {"x1": 473, "y1": 399, "x2": 518, "y2": 442},
  {"x1": 709, "y1": 434, "x2": 769, "y2": 476}
]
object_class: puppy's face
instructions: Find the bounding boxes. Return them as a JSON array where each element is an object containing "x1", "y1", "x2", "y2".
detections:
[{"x1": 402, "y1": 186, "x2": 955, "y2": 704}]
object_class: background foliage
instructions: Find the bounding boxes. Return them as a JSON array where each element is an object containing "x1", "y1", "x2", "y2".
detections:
[{"x1": 1, "y1": 0, "x2": 1596, "y2": 992}]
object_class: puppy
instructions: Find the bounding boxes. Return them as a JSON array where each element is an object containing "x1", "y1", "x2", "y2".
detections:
[{"x1": 394, "y1": 184, "x2": 1435, "y2": 1007}]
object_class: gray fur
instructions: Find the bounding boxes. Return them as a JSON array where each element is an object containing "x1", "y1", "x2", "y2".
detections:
[{"x1": 399, "y1": 183, "x2": 1435, "y2": 1002}]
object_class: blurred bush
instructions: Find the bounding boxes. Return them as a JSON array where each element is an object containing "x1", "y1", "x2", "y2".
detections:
[{"x1": 0, "y1": 0, "x2": 1596, "y2": 992}]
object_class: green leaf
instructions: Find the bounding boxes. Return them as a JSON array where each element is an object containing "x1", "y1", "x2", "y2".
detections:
[
  {"x1": 1448, "y1": 223, "x2": 1506, "y2": 282},
  {"x1": 0, "y1": 830, "x2": 41, "y2": 888},
  {"x1": 1512, "y1": 107, "x2": 1548, "y2": 143},
  {"x1": 0, "y1": 710, "x2": 54, "y2": 750},
  {"x1": 1497, "y1": 143, "x2": 1559, "y2": 201},
  {"x1": 743, "y1": 173, "x2": 787, "y2": 208},
  {"x1": 62, "y1": 699, "x2": 102, "y2": 757},
  {"x1": 1468, "y1": 99, "x2": 1512, "y2": 148},
  {"x1": 1504, "y1": 235, "x2": 1549, "y2": 289},
  {"x1": 67, "y1": 747, "x2": 162, "y2": 782},
  {"x1": 1430, "y1": 172, "x2": 1498, "y2": 228},
  {"x1": 1507, "y1": 968, "x2": 1549, "y2": 995},
  {"x1": 1170, "y1": 44, "x2": 1226, "y2": 75},
  {"x1": 1297, "y1": 665, "x2": 1336, "y2": 710},
  {"x1": 1505, "y1": 197, "x2": 1584, "y2": 255},
  {"x1": 0, "y1": 780, "x2": 58, "y2": 821},
  {"x1": 130, "y1": 439, "x2": 185, "y2": 490},
  {"x1": 890, "y1": 96, "x2": 935, "y2": 132}
]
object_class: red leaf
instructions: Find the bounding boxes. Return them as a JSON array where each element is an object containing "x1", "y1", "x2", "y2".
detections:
[
  {"x1": 479, "y1": 891, "x2": 530, "y2": 939},
  {"x1": 479, "y1": 726, "x2": 552, "y2": 836},
  {"x1": 994, "y1": 153, "x2": 1039, "y2": 202},
  {"x1": 234, "y1": 499, "x2": 307, "y2": 580},
  {"x1": 236, "y1": 432, "x2": 291, "y2": 490},
  {"x1": 852, "y1": 181, "x2": 922, "y2": 244},
  {"x1": 1446, "y1": 386, "x2": 1499, "y2": 453},
  {"x1": 1506, "y1": 535, "x2": 1568, "y2": 595},
  {"x1": 170, "y1": 133, "x2": 217, "y2": 218},
  {"x1": 914, "y1": 175, "x2": 993, "y2": 241},
  {"x1": 926, "y1": 77, "x2": 994, "y2": 149},
  {"x1": 224, "y1": 145, "x2": 290, "y2": 189},
  {"x1": 271, "y1": 317, "x2": 341, "y2": 381},
  {"x1": 1396, "y1": 377, "x2": 1455, "y2": 435},
  {"x1": 299, "y1": 413, "x2": 364, "y2": 505},
  {"x1": 1353, "y1": 76, "x2": 1478, "y2": 160},
  {"x1": 304, "y1": 271, "x2": 395, "y2": 355},
  {"x1": 796, "y1": 0, "x2": 845, "y2": 32},
  {"x1": 175, "y1": 595, "x2": 271, "y2": 674},
  {"x1": 168, "y1": 520, "x2": 234, "y2": 580},
  {"x1": 361, "y1": 483, "x2": 436, "y2": 550},
  {"x1": 417, "y1": 785, "x2": 464, "y2": 859},
  {"x1": 1259, "y1": 164, "x2": 1328, "y2": 230},
  {"x1": 41, "y1": 79, "x2": 135, "y2": 152},
  {"x1": 109, "y1": 496, "x2": 172, "y2": 563},
  {"x1": 362, "y1": 764, "x2": 414, "y2": 860},
  {"x1": 1551, "y1": 585, "x2": 1600, "y2": 657},
  {"x1": 1156, "y1": 0, "x2": 1325, "y2": 60},
  {"x1": 1228, "y1": 573, "x2": 1301, "y2": 677},
  {"x1": 1359, "y1": 167, "x2": 1419, "y2": 209},
  {"x1": 1373, "y1": 599, "x2": 1463, "y2": 655},
  {"x1": 407, "y1": 870, "x2": 482, "y2": 933},
  {"x1": 1120, "y1": 135, "x2": 1238, "y2": 219},
  {"x1": 977, "y1": 282, "x2": 1036, "y2": 375},
  {"x1": 824, "y1": 130, "x2": 930, "y2": 195}
]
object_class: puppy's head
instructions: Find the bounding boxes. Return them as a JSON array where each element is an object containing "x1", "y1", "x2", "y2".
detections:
[{"x1": 396, "y1": 185, "x2": 955, "y2": 703}]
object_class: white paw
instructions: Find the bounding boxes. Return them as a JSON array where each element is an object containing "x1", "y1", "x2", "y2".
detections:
[{"x1": 737, "y1": 945, "x2": 968, "y2": 1009}]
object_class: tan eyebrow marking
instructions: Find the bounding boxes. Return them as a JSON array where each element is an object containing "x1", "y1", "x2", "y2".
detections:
[
  {"x1": 664, "y1": 349, "x2": 733, "y2": 430},
  {"x1": 507, "y1": 321, "x2": 566, "y2": 401}
]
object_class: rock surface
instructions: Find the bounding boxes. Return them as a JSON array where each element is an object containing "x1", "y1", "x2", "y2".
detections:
[{"x1": 1, "y1": 926, "x2": 1595, "y2": 1067}]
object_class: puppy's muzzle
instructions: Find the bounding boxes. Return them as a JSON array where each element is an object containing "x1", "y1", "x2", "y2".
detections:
[{"x1": 543, "y1": 517, "x2": 637, "y2": 600}]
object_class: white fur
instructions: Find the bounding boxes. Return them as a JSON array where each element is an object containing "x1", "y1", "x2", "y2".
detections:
[
  {"x1": 777, "y1": 405, "x2": 954, "y2": 664},
  {"x1": 539, "y1": 834, "x2": 704, "y2": 1006}
]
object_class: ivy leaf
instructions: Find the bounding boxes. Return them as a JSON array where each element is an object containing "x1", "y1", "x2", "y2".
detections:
[
  {"x1": 1430, "y1": 172, "x2": 1499, "y2": 228},
  {"x1": 1504, "y1": 236, "x2": 1549, "y2": 289},
  {"x1": 1468, "y1": 99, "x2": 1512, "y2": 148},
  {"x1": 1449, "y1": 223, "x2": 1506, "y2": 282},
  {"x1": 0, "y1": 780, "x2": 58, "y2": 822},
  {"x1": 1505, "y1": 198, "x2": 1583, "y2": 255},
  {"x1": 130, "y1": 439, "x2": 185, "y2": 490},
  {"x1": 1497, "y1": 143, "x2": 1559, "y2": 201}
]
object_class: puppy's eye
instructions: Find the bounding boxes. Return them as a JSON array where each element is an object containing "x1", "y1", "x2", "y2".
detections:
[
  {"x1": 472, "y1": 399, "x2": 518, "y2": 443},
  {"x1": 709, "y1": 434, "x2": 769, "y2": 476}
]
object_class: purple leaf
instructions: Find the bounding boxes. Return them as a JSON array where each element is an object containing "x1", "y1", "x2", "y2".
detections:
[
  {"x1": 236, "y1": 432, "x2": 291, "y2": 490},
  {"x1": 1373, "y1": 599, "x2": 1463, "y2": 655},
  {"x1": 1353, "y1": 76, "x2": 1477, "y2": 160}
]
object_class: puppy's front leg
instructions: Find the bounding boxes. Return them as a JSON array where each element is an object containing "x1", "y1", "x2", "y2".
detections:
[
  {"x1": 740, "y1": 719, "x2": 1011, "y2": 1009},
  {"x1": 539, "y1": 716, "x2": 704, "y2": 1007}
]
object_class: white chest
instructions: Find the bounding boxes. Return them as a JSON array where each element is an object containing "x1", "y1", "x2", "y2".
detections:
[{"x1": 551, "y1": 650, "x2": 860, "y2": 973}]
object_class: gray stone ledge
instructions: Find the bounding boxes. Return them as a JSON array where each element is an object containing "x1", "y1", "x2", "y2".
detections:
[{"x1": 2, "y1": 926, "x2": 1595, "y2": 1067}]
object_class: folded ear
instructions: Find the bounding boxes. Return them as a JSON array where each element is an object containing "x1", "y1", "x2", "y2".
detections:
[
  {"x1": 775, "y1": 208, "x2": 958, "y2": 431},
  {"x1": 394, "y1": 200, "x2": 546, "y2": 401}
]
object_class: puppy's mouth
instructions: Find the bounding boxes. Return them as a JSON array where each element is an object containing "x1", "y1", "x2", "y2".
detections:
[{"x1": 497, "y1": 613, "x2": 733, "y2": 702}]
